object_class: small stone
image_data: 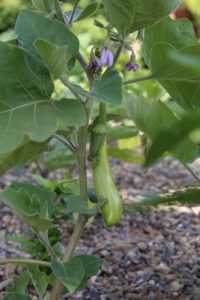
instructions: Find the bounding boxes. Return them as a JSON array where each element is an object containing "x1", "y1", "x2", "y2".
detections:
[
  {"x1": 170, "y1": 281, "x2": 183, "y2": 292},
  {"x1": 138, "y1": 242, "x2": 148, "y2": 252},
  {"x1": 155, "y1": 262, "x2": 170, "y2": 274}
]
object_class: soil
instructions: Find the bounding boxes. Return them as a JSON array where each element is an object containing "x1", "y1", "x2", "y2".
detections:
[{"x1": 0, "y1": 158, "x2": 200, "y2": 300}]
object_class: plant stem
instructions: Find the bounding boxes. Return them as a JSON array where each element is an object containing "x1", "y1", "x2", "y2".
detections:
[
  {"x1": 123, "y1": 74, "x2": 154, "y2": 85},
  {"x1": 99, "y1": 103, "x2": 107, "y2": 124},
  {"x1": 112, "y1": 44, "x2": 123, "y2": 68},
  {"x1": 53, "y1": 0, "x2": 65, "y2": 23},
  {"x1": 0, "y1": 258, "x2": 51, "y2": 267},
  {"x1": 51, "y1": 115, "x2": 90, "y2": 300},
  {"x1": 69, "y1": 0, "x2": 80, "y2": 26},
  {"x1": 182, "y1": 162, "x2": 200, "y2": 185},
  {"x1": 60, "y1": 75, "x2": 84, "y2": 104}
]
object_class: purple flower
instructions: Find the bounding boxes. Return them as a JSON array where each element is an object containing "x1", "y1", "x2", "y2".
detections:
[
  {"x1": 125, "y1": 62, "x2": 139, "y2": 72},
  {"x1": 86, "y1": 59, "x2": 101, "y2": 73},
  {"x1": 99, "y1": 47, "x2": 114, "y2": 67}
]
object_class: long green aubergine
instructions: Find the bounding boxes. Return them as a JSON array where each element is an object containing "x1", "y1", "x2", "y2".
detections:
[{"x1": 92, "y1": 140, "x2": 123, "y2": 226}]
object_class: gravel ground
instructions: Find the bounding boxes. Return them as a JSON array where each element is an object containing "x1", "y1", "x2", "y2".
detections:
[{"x1": 1, "y1": 158, "x2": 200, "y2": 300}]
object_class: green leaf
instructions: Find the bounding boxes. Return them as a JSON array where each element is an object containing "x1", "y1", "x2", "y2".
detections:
[
  {"x1": 34, "y1": 38, "x2": 72, "y2": 77},
  {"x1": 0, "y1": 137, "x2": 49, "y2": 176},
  {"x1": 51, "y1": 257, "x2": 85, "y2": 293},
  {"x1": 102, "y1": 0, "x2": 181, "y2": 37},
  {"x1": 142, "y1": 17, "x2": 200, "y2": 111},
  {"x1": 169, "y1": 51, "x2": 200, "y2": 72},
  {"x1": 75, "y1": 70, "x2": 122, "y2": 105},
  {"x1": 26, "y1": 265, "x2": 49, "y2": 298},
  {"x1": 108, "y1": 147, "x2": 144, "y2": 164},
  {"x1": 11, "y1": 182, "x2": 54, "y2": 216},
  {"x1": 7, "y1": 271, "x2": 30, "y2": 294},
  {"x1": 76, "y1": 3, "x2": 99, "y2": 21},
  {"x1": 125, "y1": 96, "x2": 197, "y2": 163},
  {"x1": 0, "y1": 42, "x2": 85, "y2": 153},
  {"x1": 51, "y1": 255, "x2": 102, "y2": 292},
  {"x1": 127, "y1": 188, "x2": 200, "y2": 211},
  {"x1": 64, "y1": 195, "x2": 97, "y2": 215},
  {"x1": 15, "y1": 10, "x2": 79, "y2": 61},
  {"x1": 145, "y1": 110, "x2": 200, "y2": 166},
  {"x1": 77, "y1": 255, "x2": 103, "y2": 289},
  {"x1": 143, "y1": 17, "x2": 197, "y2": 65},
  {"x1": 4, "y1": 294, "x2": 31, "y2": 300},
  {"x1": 148, "y1": 43, "x2": 200, "y2": 111},
  {"x1": 0, "y1": 187, "x2": 53, "y2": 232}
]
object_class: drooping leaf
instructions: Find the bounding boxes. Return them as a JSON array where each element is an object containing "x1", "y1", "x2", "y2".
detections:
[
  {"x1": 143, "y1": 17, "x2": 198, "y2": 65},
  {"x1": 0, "y1": 187, "x2": 53, "y2": 232},
  {"x1": 34, "y1": 38, "x2": 72, "y2": 77},
  {"x1": 26, "y1": 265, "x2": 49, "y2": 298},
  {"x1": 145, "y1": 110, "x2": 200, "y2": 166},
  {"x1": 75, "y1": 70, "x2": 122, "y2": 105},
  {"x1": 0, "y1": 137, "x2": 49, "y2": 176},
  {"x1": 64, "y1": 195, "x2": 97, "y2": 215},
  {"x1": 102, "y1": 0, "x2": 181, "y2": 37},
  {"x1": 51, "y1": 257, "x2": 85, "y2": 293},
  {"x1": 0, "y1": 42, "x2": 85, "y2": 153},
  {"x1": 7, "y1": 271, "x2": 30, "y2": 294},
  {"x1": 125, "y1": 96, "x2": 197, "y2": 163},
  {"x1": 15, "y1": 10, "x2": 79, "y2": 61},
  {"x1": 127, "y1": 188, "x2": 200, "y2": 211}
]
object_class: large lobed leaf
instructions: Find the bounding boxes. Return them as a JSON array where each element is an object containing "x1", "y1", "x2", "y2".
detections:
[
  {"x1": 102, "y1": 0, "x2": 181, "y2": 37},
  {"x1": 143, "y1": 17, "x2": 200, "y2": 111},
  {"x1": 0, "y1": 42, "x2": 85, "y2": 154}
]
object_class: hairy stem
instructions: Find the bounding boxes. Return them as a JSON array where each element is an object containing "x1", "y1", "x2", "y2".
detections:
[
  {"x1": 53, "y1": 133, "x2": 77, "y2": 153},
  {"x1": 0, "y1": 258, "x2": 50, "y2": 267}
]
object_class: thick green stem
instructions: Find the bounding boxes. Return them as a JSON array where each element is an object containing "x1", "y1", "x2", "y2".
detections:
[
  {"x1": 99, "y1": 103, "x2": 107, "y2": 124},
  {"x1": 0, "y1": 258, "x2": 50, "y2": 267}
]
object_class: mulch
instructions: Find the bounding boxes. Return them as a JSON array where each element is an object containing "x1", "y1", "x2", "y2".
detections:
[{"x1": 0, "y1": 158, "x2": 200, "y2": 300}]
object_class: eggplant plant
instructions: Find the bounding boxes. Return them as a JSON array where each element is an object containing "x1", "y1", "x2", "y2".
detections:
[{"x1": 1, "y1": 0, "x2": 200, "y2": 299}]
